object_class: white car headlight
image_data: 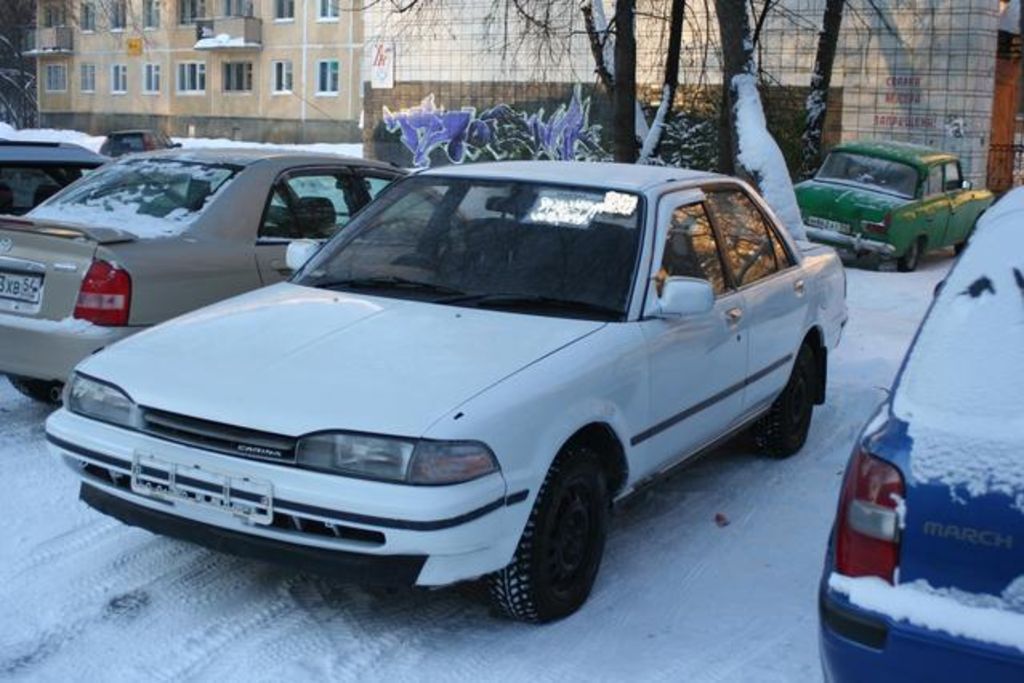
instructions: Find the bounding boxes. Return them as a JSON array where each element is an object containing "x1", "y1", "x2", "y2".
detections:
[
  {"x1": 66, "y1": 373, "x2": 139, "y2": 428},
  {"x1": 295, "y1": 432, "x2": 499, "y2": 484}
]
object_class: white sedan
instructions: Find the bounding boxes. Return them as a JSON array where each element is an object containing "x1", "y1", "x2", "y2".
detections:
[{"x1": 46, "y1": 161, "x2": 848, "y2": 622}]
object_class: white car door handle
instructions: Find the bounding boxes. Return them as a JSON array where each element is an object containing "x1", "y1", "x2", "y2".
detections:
[
  {"x1": 794, "y1": 279, "x2": 806, "y2": 296},
  {"x1": 726, "y1": 307, "x2": 744, "y2": 324}
]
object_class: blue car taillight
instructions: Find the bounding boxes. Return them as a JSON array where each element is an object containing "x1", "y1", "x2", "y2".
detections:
[{"x1": 835, "y1": 448, "x2": 905, "y2": 583}]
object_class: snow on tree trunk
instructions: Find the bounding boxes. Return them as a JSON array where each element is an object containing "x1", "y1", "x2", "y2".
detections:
[
  {"x1": 733, "y1": 73, "x2": 806, "y2": 240},
  {"x1": 638, "y1": 85, "x2": 671, "y2": 162}
]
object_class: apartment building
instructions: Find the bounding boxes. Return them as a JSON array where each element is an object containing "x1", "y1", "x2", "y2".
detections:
[{"x1": 29, "y1": 0, "x2": 363, "y2": 142}]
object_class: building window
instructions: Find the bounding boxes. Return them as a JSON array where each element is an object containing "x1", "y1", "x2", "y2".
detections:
[
  {"x1": 43, "y1": 4, "x2": 66, "y2": 28},
  {"x1": 318, "y1": 0, "x2": 338, "y2": 20},
  {"x1": 223, "y1": 62, "x2": 253, "y2": 92},
  {"x1": 274, "y1": 0, "x2": 294, "y2": 20},
  {"x1": 80, "y1": 2, "x2": 96, "y2": 31},
  {"x1": 223, "y1": 0, "x2": 252, "y2": 17},
  {"x1": 111, "y1": 64, "x2": 128, "y2": 94},
  {"x1": 143, "y1": 63, "x2": 161, "y2": 94},
  {"x1": 316, "y1": 60, "x2": 339, "y2": 94},
  {"x1": 143, "y1": 0, "x2": 161, "y2": 28},
  {"x1": 44, "y1": 64, "x2": 67, "y2": 92},
  {"x1": 179, "y1": 0, "x2": 206, "y2": 25},
  {"x1": 80, "y1": 63, "x2": 96, "y2": 92},
  {"x1": 110, "y1": 0, "x2": 127, "y2": 30},
  {"x1": 176, "y1": 62, "x2": 207, "y2": 93},
  {"x1": 271, "y1": 60, "x2": 293, "y2": 93}
]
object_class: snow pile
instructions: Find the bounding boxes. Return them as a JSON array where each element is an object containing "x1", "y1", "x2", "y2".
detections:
[
  {"x1": 194, "y1": 33, "x2": 251, "y2": 49},
  {"x1": 0, "y1": 122, "x2": 363, "y2": 158},
  {"x1": 733, "y1": 74, "x2": 806, "y2": 240},
  {"x1": 830, "y1": 574, "x2": 1024, "y2": 653},
  {"x1": 0, "y1": 121, "x2": 104, "y2": 153},
  {"x1": 893, "y1": 188, "x2": 1024, "y2": 512}
]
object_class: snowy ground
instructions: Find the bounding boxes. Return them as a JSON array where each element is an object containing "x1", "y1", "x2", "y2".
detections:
[
  {"x1": 0, "y1": 254, "x2": 950, "y2": 681},
  {"x1": 0, "y1": 122, "x2": 364, "y2": 158}
]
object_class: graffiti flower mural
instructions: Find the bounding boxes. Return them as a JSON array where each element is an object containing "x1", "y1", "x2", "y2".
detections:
[{"x1": 383, "y1": 86, "x2": 606, "y2": 168}]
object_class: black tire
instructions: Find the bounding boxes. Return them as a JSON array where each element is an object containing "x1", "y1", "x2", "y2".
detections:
[
  {"x1": 488, "y1": 445, "x2": 609, "y2": 623},
  {"x1": 7, "y1": 375, "x2": 64, "y2": 405},
  {"x1": 897, "y1": 236, "x2": 925, "y2": 272},
  {"x1": 752, "y1": 344, "x2": 817, "y2": 459}
]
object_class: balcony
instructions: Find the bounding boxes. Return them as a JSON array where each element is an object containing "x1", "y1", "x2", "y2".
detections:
[
  {"x1": 24, "y1": 26, "x2": 74, "y2": 55},
  {"x1": 194, "y1": 16, "x2": 262, "y2": 50}
]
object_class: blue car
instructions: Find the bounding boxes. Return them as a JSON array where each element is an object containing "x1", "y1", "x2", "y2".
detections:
[{"x1": 819, "y1": 189, "x2": 1024, "y2": 682}]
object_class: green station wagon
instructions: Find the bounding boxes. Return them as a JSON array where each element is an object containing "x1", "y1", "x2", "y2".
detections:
[{"x1": 795, "y1": 141, "x2": 994, "y2": 271}]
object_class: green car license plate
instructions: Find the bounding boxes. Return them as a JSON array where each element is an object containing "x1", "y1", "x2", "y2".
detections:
[{"x1": 806, "y1": 216, "x2": 852, "y2": 235}]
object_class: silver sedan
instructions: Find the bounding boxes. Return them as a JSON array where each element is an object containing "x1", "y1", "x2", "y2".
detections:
[{"x1": 0, "y1": 148, "x2": 403, "y2": 402}]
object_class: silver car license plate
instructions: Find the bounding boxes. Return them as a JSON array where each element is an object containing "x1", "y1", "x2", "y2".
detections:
[
  {"x1": 0, "y1": 270, "x2": 43, "y2": 304},
  {"x1": 806, "y1": 216, "x2": 851, "y2": 235},
  {"x1": 130, "y1": 452, "x2": 274, "y2": 525}
]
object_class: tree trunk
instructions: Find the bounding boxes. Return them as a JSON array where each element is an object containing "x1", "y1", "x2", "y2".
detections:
[
  {"x1": 638, "y1": 0, "x2": 686, "y2": 162},
  {"x1": 612, "y1": 0, "x2": 638, "y2": 163},
  {"x1": 800, "y1": 0, "x2": 844, "y2": 179},
  {"x1": 714, "y1": 0, "x2": 752, "y2": 175}
]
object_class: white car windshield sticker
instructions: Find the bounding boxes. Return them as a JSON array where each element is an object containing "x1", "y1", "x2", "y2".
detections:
[{"x1": 524, "y1": 190, "x2": 638, "y2": 228}]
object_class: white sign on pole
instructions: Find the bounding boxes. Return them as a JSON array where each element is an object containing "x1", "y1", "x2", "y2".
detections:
[{"x1": 370, "y1": 41, "x2": 395, "y2": 89}]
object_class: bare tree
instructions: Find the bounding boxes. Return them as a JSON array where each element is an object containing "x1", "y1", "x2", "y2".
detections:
[
  {"x1": 799, "y1": 0, "x2": 843, "y2": 178},
  {"x1": 0, "y1": 0, "x2": 37, "y2": 128}
]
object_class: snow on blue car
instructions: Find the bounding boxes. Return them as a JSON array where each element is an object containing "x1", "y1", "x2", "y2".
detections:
[{"x1": 819, "y1": 188, "x2": 1024, "y2": 682}]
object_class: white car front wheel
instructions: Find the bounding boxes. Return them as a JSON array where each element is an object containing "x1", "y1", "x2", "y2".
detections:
[{"x1": 488, "y1": 444, "x2": 609, "y2": 622}]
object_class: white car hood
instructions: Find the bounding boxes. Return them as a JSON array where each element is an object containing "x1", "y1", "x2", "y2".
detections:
[{"x1": 78, "y1": 283, "x2": 606, "y2": 437}]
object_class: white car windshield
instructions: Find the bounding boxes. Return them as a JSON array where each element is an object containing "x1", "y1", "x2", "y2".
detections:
[
  {"x1": 297, "y1": 176, "x2": 644, "y2": 320},
  {"x1": 816, "y1": 151, "x2": 919, "y2": 198},
  {"x1": 29, "y1": 158, "x2": 239, "y2": 237}
]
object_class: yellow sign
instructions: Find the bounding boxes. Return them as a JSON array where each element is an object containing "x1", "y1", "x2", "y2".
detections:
[{"x1": 127, "y1": 38, "x2": 143, "y2": 57}]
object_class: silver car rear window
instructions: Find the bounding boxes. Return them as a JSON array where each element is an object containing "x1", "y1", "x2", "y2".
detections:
[{"x1": 30, "y1": 158, "x2": 240, "y2": 238}]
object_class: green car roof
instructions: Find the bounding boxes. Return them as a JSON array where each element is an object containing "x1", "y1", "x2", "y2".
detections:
[{"x1": 828, "y1": 140, "x2": 957, "y2": 173}]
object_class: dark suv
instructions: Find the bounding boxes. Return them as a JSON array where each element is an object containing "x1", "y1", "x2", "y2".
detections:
[
  {"x1": 99, "y1": 129, "x2": 181, "y2": 158},
  {"x1": 0, "y1": 141, "x2": 107, "y2": 215}
]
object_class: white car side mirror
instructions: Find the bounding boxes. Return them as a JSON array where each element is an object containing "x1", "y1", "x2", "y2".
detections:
[
  {"x1": 653, "y1": 277, "x2": 715, "y2": 318},
  {"x1": 286, "y1": 239, "x2": 320, "y2": 272}
]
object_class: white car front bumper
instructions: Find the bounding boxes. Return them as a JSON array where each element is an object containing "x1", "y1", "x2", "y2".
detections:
[{"x1": 46, "y1": 409, "x2": 530, "y2": 586}]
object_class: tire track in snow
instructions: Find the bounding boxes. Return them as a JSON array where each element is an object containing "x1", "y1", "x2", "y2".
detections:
[
  {"x1": 0, "y1": 536, "x2": 216, "y2": 674},
  {"x1": 141, "y1": 573, "x2": 305, "y2": 683}
]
